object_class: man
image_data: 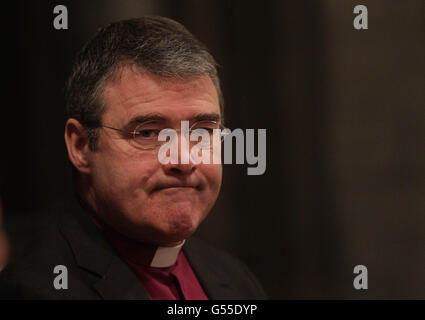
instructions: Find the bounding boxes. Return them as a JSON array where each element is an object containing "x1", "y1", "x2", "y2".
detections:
[{"x1": 0, "y1": 17, "x2": 266, "y2": 299}]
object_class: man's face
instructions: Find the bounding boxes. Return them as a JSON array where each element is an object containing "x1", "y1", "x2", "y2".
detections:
[{"x1": 85, "y1": 68, "x2": 222, "y2": 246}]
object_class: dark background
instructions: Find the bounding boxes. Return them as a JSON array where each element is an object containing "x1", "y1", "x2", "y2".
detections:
[{"x1": 1, "y1": 0, "x2": 424, "y2": 299}]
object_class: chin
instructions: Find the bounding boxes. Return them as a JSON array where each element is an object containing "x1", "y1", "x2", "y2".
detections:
[
  {"x1": 148, "y1": 226, "x2": 195, "y2": 247},
  {"x1": 155, "y1": 210, "x2": 204, "y2": 245},
  {"x1": 167, "y1": 214, "x2": 199, "y2": 239},
  {"x1": 125, "y1": 202, "x2": 206, "y2": 245}
]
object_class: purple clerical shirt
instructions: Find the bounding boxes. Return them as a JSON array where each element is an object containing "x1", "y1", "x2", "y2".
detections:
[{"x1": 91, "y1": 217, "x2": 208, "y2": 300}]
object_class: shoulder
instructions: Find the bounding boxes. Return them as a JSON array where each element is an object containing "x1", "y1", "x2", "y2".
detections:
[
  {"x1": 184, "y1": 237, "x2": 267, "y2": 299},
  {"x1": 0, "y1": 208, "x2": 98, "y2": 299}
]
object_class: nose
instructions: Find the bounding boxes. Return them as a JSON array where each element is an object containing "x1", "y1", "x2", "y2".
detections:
[
  {"x1": 159, "y1": 128, "x2": 198, "y2": 176},
  {"x1": 162, "y1": 161, "x2": 196, "y2": 176}
]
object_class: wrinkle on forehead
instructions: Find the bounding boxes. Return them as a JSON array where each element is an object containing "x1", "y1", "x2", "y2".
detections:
[{"x1": 102, "y1": 66, "x2": 219, "y2": 110}]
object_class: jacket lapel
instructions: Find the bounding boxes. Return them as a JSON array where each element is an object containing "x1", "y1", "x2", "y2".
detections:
[
  {"x1": 183, "y1": 238, "x2": 240, "y2": 299},
  {"x1": 59, "y1": 198, "x2": 149, "y2": 300},
  {"x1": 92, "y1": 256, "x2": 149, "y2": 299}
]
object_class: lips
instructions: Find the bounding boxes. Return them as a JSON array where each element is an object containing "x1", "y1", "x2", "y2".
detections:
[{"x1": 152, "y1": 181, "x2": 200, "y2": 193}]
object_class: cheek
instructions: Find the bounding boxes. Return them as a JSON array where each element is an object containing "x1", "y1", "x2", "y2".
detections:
[
  {"x1": 90, "y1": 150, "x2": 159, "y2": 199},
  {"x1": 200, "y1": 164, "x2": 222, "y2": 195}
]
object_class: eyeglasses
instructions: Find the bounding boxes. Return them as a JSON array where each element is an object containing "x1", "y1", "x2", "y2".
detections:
[{"x1": 102, "y1": 120, "x2": 230, "y2": 150}]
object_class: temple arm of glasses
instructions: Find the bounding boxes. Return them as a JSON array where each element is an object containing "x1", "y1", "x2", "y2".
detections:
[{"x1": 102, "y1": 126, "x2": 133, "y2": 135}]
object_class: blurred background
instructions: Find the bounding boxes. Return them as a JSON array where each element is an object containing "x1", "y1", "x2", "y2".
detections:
[{"x1": 1, "y1": 0, "x2": 424, "y2": 299}]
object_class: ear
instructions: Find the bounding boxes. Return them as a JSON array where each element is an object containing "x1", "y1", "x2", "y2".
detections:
[{"x1": 64, "y1": 118, "x2": 92, "y2": 174}]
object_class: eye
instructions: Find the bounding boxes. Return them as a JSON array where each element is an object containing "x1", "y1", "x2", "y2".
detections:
[
  {"x1": 137, "y1": 129, "x2": 157, "y2": 138},
  {"x1": 133, "y1": 121, "x2": 162, "y2": 140}
]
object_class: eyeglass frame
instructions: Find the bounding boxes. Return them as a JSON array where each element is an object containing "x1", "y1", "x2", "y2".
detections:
[{"x1": 101, "y1": 120, "x2": 230, "y2": 150}]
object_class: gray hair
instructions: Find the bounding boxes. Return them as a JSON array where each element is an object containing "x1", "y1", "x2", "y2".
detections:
[{"x1": 65, "y1": 16, "x2": 223, "y2": 151}]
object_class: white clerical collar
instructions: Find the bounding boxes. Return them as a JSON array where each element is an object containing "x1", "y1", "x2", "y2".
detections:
[{"x1": 150, "y1": 240, "x2": 185, "y2": 268}]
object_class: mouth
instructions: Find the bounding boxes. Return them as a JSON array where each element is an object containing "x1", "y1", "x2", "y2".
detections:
[{"x1": 152, "y1": 183, "x2": 200, "y2": 193}]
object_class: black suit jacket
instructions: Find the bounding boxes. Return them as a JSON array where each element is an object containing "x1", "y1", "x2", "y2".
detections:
[{"x1": 0, "y1": 199, "x2": 267, "y2": 300}]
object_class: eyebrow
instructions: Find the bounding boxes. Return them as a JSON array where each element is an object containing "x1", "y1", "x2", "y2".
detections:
[
  {"x1": 125, "y1": 113, "x2": 167, "y2": 128},
  {"x1": 190, "y1": 113, "x2": 221, "y2": 123},
  {"x1": 126, "y1": 112, "x2": 221, "y2": 128}
]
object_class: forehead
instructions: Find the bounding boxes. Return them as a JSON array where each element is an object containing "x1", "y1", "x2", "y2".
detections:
[{"x1": 101, "y1": 67, "x2": 220, "y2": 124}]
